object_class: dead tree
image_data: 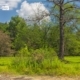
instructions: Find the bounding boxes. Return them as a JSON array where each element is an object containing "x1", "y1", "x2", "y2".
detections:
[{"x1": 48, "y1": 0, "x2": 80, "y2": 60}]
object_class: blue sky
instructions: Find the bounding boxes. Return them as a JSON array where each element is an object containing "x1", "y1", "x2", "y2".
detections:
[{"x1": 0, "y1": 0, "x2": 51, "y2": 23}]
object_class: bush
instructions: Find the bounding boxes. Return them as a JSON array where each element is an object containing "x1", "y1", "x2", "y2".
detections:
[
  {"x1": 65, "y1": 39, "x2": 80, "y2": 56},
  {"x1": 30, "y1": 48, "x2": 57, "y2": 64},
  {"x1": 11, "y1": 48, "x2": 57, "y2": 74},
  {"x1": 11, "y1": 56, "x2": 80, "y2": 76},
  {"x1": 16, "y1": 46, "x2": 30, "y2": 57},
  {"x1": 0, "y1": 30, "x2": 13, "y2": 56},
  {"x1": 11, "y1": 57, "x2": 27, "y2": 74}
]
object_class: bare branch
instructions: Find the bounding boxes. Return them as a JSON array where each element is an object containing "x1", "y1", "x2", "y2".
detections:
[{"x1": 47, "y1": 0, "x2": 60, "y2": 6}]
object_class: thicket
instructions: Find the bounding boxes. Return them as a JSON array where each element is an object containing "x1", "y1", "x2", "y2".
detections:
[{"x1": 2, "y1": 56, "x2": 79, "y2": 76}]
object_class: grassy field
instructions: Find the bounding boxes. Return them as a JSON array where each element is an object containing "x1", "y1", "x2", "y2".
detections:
[{"x1": 0, "y1": 56, "x2": 80, "y2": 76}]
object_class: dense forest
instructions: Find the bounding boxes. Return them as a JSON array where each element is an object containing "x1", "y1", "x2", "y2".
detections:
[{"x1": 0, "y1": 15, "x2": 80, "y2": 57}]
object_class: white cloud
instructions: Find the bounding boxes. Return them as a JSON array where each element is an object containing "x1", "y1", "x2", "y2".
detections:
[
  {"x1": 1, "y1": 5, "x2": 9, "y2": 10},
  {"x1": 0, "y1": 0, "x2": 22, "y2": 10},
  {"x1": 17, "y1": 1, "x2": 50, "y2": 24}
]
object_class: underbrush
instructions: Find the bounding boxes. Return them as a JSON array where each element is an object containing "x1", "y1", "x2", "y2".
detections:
[
  {"x1": 11, "y1": 56, "x2": 80, "y2": 76},
  {"x1": 0, "y1": 49, "x2": 80, "y2": 76}
]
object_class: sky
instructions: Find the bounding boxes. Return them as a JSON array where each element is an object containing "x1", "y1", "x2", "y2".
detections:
[{"x1": 0, "y1": 0, "x2": 52, "y2": 23}]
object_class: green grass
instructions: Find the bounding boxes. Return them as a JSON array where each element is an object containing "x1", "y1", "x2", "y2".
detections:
[
  {"x1": 63, "y1": 56, "x2": 80, "y2": 76},
  {"x1": 0, "y1": 56, "x2": 80, "y2": 76},
  {"x1": 0, "y1": 57, "x2": 14, "y2": 65},
  {"x1": 0, "y1": 57, "x2": 16, "y2": 74},
  {"x1": 65, "y1": 56, "x2": 80, "y2": 62}
]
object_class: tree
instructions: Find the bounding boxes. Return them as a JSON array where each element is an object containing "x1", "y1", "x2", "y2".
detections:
[
  {"x1": 48, "y1": 0, "x2": 80, "y2": 60},
  {"x1": 8, "y1": 16, "x2": 28, "y2": 51},
  {"x1": 8, "y1": 16, "x2": 27, "y2": 39},
  {"x1": 24, "y1": 24, "x2": 43, "y2": 49},
  {"x1": 25, "y1": 3, "x2": 50, "y2": 25},
  {"x1": 64, "y1": 27, "x2": 80, "y2": 56},
  {"x1": 0, "y1": 22, "x2": 8, "y2": 32},
  {"x1": 0, "y1": 30, "x2": 12, "y2": 56},
  {"x1": 48, "y1": 25, "x2": 59, "y2": 52}
]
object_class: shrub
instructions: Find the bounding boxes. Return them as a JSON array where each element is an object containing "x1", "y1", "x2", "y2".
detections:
[
  {"x1": 0, "y1": 30, "x2": 13, "y2": 56},
  {"x1": 30, "y1": 48, "x2": 57, "y2": 64},
  {"x1": 11, "y1": 48, "x2": 57, "y2": 74},
  {"x1": 16, "y1": 46, "x2": 30, "y2": 57}
]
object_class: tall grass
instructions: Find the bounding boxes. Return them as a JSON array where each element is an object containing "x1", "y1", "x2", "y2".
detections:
[
  {"x1": 0, "y1": 52, "x2": 80, "y2": 76},
  {"x1": 0, "y1": 57, "x2": 15, "y2": 74},
  {"x1": 11, "y1": 56, "x2": 80, "y2": 76},
  {"x1": 11, "y1": 53, "x2": 80, "y2": 76}
]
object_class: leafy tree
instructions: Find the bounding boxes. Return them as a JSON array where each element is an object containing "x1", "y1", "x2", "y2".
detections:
[
  {"x1": 48, "y1": 25, "x2": 59, "y2": 52},
  {"x1": 64, "y1": 27, "x2": 80, "y2": 56},
  {"x1": 76, "y1": 30, "x2": 80, "y2": 40},
  {"x1": 8, "y1": 16, "x2": 27, "y2": 39},
  {"x1": 40, "y1": 22, "x2": 52, "y2": 48},
  {"x1": 0, "y1": 22, "x2": 8, "y2": 32},
  {"x1": 8, "y1": 16, "x2": 28, "y2": 51},
  {"x1": 25, "y1": 24, "x2": 43, "y2": 49}
]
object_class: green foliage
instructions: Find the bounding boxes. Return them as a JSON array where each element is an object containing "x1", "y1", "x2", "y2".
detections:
[
  {"x1": 16, "y1": 46, "x2": 30, "y2": 57},
  {"x1": 6, "y1": 56, "x2": 79, "y2": 76},
  {"x1": 4, "y1": 15, "x2": 80, "y2": 56},
  {"x1": 30, "y1": 48, "x2": 57, "y2": 63},
  {"x1": 48, "y1": 26, "x2": 59, "y2": 52},
  {"x1": 0, "y1": 22, "x2": 8, "y2": 32},
  {"x1": 0, "y1": 1, "x2": 80, "y2": 75},
  {"x1": 8, "y1": 16, "x2": 28, "y2": 51},
  {"x1": 65, "y1": 27, "x2": 80, "y2": 56},
  {"x1": 0, "y1": 57, "x2": 15, "y2": 74},
  {"x1": 8, "y1": 16, "x2": 27, "y2": 38},
  {"x1": 11, "y1": 48, "x2": 57, "y2": 75},
  {"x1": 11, "y1": 57, "x2": 27, "y2": 74},
  {"x1": 26, "y1": 25, "x2": 43, "y2": 49},
  {"x1": 0, "y1": 56, "x2": 80, "y2": 76},
  {"x1": 1, "y1": 15, "x2": 80, "y2": 56}
]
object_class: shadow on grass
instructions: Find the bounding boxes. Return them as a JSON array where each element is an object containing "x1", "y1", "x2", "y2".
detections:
[{"x1": 61, "y1": 59, "x2": 80, "y2": 64}]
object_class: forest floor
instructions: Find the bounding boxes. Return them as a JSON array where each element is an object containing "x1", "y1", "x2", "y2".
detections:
[{"x1": 0, "y1": 75, "x2": 80, "y2": 80}]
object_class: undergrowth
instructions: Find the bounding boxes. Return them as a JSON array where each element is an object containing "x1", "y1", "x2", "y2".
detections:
[{"x1": 0, "y1": 48, "x2": 80, "y2": 76}]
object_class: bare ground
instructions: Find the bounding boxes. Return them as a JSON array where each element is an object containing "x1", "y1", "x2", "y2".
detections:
[{"x1": 0, "y1": 75, "x2": 80, "y2": 80}]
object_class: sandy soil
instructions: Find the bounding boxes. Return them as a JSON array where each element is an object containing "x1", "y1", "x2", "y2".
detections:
[{"x1": 0, "y1": 75, "x2": 80, "y2": 80}]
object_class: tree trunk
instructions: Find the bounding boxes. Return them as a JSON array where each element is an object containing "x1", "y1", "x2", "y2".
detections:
[{"x1": 58, "y1": 1, "x2": 64, "y2": 60}]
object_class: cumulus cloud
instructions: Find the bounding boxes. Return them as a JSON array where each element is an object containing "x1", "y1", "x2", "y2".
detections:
[
  {"x1": 0, "y1": 0, "x2": 22, "y2": 10},
  {"x1": 17, "y1": 1, "x2": 50, "y2": 24}
]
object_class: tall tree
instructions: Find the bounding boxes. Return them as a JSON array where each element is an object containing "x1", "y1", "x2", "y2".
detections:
[
  {"x1": 48, "y1": 0, "x2": 80, "y2": 59},
  {"x1": 8, "y1": 16, "x2": 28, "y2": 51}
]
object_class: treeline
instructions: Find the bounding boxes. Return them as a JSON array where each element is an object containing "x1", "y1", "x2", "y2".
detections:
[{"x1": 0, "y1": 16, "x2": 80, "y2": 57}]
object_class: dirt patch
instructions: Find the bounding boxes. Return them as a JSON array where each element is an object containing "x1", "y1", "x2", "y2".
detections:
[{"x1": 0, "y1": 75, "x2": 80, "y2": 80}]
